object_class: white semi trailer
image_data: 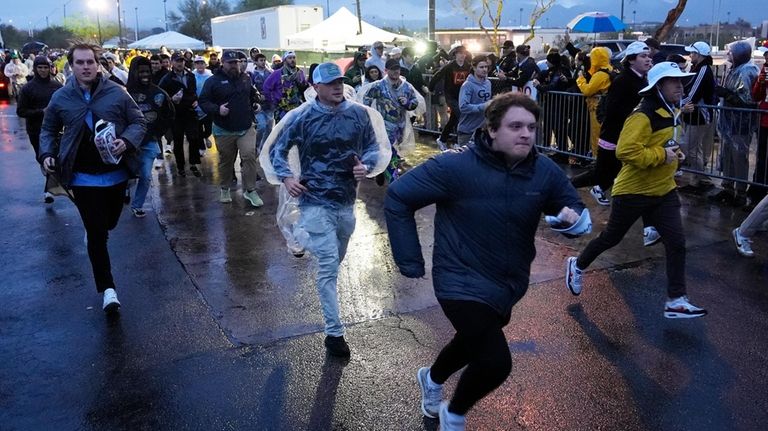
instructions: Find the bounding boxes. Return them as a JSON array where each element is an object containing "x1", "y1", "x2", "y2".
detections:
[{"x1": 211, "y1": 5, "x2": 324, "y2": 50}]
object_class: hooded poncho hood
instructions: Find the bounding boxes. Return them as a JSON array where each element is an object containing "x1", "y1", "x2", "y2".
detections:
[
  {"x1": 729, "y1": 41, "x2": 752, "y2": 67},
  {"x1": 588, "y1": 47, "x2": 612, "y2": 75}
]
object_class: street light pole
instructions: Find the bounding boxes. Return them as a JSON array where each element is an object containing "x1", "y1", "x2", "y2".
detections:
[
  {"x1": 134, "y1": 7, "x2": 139, "y2": 42},
  {"x1": 116, "y1": 0, "x2": 122, "y2": 47},
  {"x1": 427, "y1": 0, "x2": 435, "y2": 41},
  {"x1": 163, "y1": 0, "x2": 168, "y2": 31},
  {"x1": 96, "y1": 11, "x2": 102, "y2": 45},
  {"x1": 715, "y1": 0, "x2": 722, "y2": 50},
  {"x1": 519, "y1": 8, "x2": 523, "y2": 27}
]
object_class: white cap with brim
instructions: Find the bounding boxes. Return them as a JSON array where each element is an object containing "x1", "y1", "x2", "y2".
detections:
[
  {"x1": 624, "y1": 41, "x2": 650, "y2": 56},
  {"x1": 545, "y1": 209, "x2": 592, "y2": 238},
  {"x1": 684, "y1": 41, "x2": 712, "y2": 56},
  {"x1": 639, "y1": 62, "x2": 695, "y2": 93}
]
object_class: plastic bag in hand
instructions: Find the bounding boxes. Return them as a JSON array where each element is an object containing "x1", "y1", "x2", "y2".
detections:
[{"x1": 276, "y1": 183, "x2": 309, "y2": 255}]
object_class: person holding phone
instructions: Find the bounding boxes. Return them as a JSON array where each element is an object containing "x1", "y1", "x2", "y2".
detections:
[{"x1": 566, "y1": 62, "x2": 707, "y2": 320}]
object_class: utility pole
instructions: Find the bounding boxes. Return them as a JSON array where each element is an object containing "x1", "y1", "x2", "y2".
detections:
[
  {"x1": 428, "y1": 0, "x2": 435, "y2": 41},
  {"x1": 121, "y1": 9, "x2": 126, "y2": 46},
  {"x1": 163, "y1": 0, "x2": 169, "y2": 31},
  {"x1": 117, "y1": 0, "x2": 123, "y2": 46},
  {"x1": 355, "y1": 0, "x2": 362, "y2": 35},
  {"x1": 621, "y1": 0, "x2": 625, "y2": 24},
  {"x1": 134, "y1": 7, "x2": 139, "y2": 41},
  {"x1": 63, "y1": 0, "x2": 73, "y2": 23}
]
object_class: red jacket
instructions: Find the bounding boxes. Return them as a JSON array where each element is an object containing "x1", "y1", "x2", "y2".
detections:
[{"x1": 752, "y1": 67, "x2": 768, "y2": 127}]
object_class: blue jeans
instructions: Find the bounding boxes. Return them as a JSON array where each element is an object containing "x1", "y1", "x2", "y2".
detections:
[
  {"x1": 131, "y1": 141, "x2": 160, "y2": 210},
  {"x1": 298, "y1": 205, "x2": 356, "y2": 337},
  {"x1": 255, "y1": 110, "x2": 275, "y2": 154}
]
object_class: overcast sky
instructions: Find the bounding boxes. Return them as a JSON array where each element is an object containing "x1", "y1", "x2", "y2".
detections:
[{"x1": 3, "y1": 0, "x2": 765, "y2": 32}]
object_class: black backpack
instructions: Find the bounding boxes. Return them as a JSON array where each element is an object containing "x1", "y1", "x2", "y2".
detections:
[{"x1": 595, "y1": 68, "x2": 619, "y2": 124}]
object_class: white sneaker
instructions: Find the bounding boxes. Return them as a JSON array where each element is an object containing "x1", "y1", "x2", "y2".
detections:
[
  {"x1": 565, "y1": 256, "x2": 583, "y2": 296},
  {"x1": 664, "y1": 295, "x2": 706, "y2": 319},
  {"x1": 643, "y1": 226, "x2": 661, "y2": 247},
  {"x1": 436, "y1": 138, "x2": 448, "y2": 151},
  {"x1": 589, "y1": 186, "x2": 610, "y2": 206},
  {"x1": 153, "y1": 159, "x2": 163, "y2": 169},
  {"x1": 198, "y1": 149, "x2": 206, "y2": 157},
  {"x1": 219, "y1": 188, "x2": 232, "y2": 203},
  {"x1": 102, "y1": 288, "x2": 121, "y2": 313},
  {"x1": 43, "y1": 192, "x2": 54, "y2": 204},
  {"x1": 417, "y1": 367, "x2": 442, "y2": 419},
  {"x1": 732, "y1": 227, "x2": 754, "y2": 257},
  {"x1": 439, "y1": 401, "x2": 466, "y2": 431}
]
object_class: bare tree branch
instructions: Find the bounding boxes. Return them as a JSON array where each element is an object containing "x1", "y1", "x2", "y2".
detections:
[{"x1": 654, "y1": 0, "x2": 688, "y2": 42}]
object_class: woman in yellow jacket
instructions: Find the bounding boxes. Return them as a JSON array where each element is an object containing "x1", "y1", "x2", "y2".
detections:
[
  {"x1": 576, "y1": 46, "x2": 612, "y2": 157},
  {"x1": 565, "y1": 62, "x2": 707, "y2": 319}
]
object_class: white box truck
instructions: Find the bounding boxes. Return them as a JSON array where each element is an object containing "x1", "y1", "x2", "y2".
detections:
[{"x1": 211, "y1": 5, "x2": 324, "y2": 50}]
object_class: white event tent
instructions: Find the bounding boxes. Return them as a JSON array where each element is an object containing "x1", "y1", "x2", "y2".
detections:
[
  {"x1": 286, "y1": 7, "x2": 412, "y2": 51},
  {"x1": 128, "y1": 31, "x2": 206, "y2": 50}
]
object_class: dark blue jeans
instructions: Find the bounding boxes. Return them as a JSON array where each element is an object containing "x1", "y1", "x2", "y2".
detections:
[{"x1": 576, "y1": 191, "x2": 687, "y2": 299}]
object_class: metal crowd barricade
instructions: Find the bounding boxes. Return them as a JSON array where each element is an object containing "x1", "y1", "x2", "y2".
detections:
[{"x1": 413, "y1": 73, "x2": 768, "y2": 190}]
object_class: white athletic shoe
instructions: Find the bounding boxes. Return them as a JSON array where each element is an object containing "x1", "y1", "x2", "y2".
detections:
[
  {"x1": 102, "y1": 288, "x2": 121, "y2": 314},
  {"x1": 643, "y1": 226, "x2": 661, "y2": 247},
  {"x1": 417, "y1": 367, "x2": 442, "y2": 419}
]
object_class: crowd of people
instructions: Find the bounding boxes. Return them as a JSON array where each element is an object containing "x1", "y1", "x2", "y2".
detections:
[{"x1": 5, "y1": 34, "x2": 768, "y2": 431}]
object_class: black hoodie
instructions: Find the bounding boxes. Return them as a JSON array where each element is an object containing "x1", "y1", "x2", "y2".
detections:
[
  {"x1": 428, "y1": 59, "x2": 472, "y2": 101},
  {"x1": 16, "y1": 56, "x2": 63, "y2": 135},
  {"x1": 681, "y1": 56, "x2": 716, "y2": 125}
]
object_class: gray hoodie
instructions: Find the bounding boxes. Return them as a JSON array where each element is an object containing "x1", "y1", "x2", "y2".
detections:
[{"x1": 457, "y1": 73, "x2": 492, "y2": 135}]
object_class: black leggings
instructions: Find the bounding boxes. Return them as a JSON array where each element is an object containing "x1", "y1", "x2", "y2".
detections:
[
  {"x1": 430, "y1": 299, "x2": 512, "y2": 415},
  {"x1": 72, "y1": 182, "x2": 126, "y2": 293}
]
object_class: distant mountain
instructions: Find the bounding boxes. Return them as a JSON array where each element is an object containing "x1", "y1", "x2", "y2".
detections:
[{"x1": 363, "y1": 1, "x2": 759, "y2": 31}]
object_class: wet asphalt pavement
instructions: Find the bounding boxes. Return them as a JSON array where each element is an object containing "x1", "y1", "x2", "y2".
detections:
[{"x1": 1, "y1": 100, "x2": 768, "y2": 431}]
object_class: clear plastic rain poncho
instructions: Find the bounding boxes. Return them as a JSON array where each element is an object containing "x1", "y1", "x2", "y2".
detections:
[
  {"x1": 356, "y1": 76, "x2": 426, "y2": 157},
  {"x1": 259, "y1": 98, "x2": 391, "y2": 254}
]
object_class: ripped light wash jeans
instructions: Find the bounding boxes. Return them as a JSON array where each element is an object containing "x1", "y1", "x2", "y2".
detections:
[{"x1": 298, "y1": 205, "x2": 356, "y2": 337}]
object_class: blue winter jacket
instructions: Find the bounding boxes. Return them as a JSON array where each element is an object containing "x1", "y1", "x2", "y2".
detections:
[{"x1": 385, "y1": 131, "x2": 584, "y2": 317}]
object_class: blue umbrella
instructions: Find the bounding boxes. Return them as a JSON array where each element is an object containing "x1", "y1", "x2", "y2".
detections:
[{"x1": 567, "y1": 12, "x2": 626, "y2": 33}]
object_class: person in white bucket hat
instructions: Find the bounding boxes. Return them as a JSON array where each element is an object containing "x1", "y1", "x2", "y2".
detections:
[{"x1": 566, "y1": 61, "x2": 708, "y2": 319}]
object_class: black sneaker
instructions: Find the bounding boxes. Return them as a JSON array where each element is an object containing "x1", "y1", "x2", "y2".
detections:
[
  {"x1": 178, "y1": 169, "x2": 187, "y2": 178},
  {"x1": 190, "y1": 166, "x2": 202, "y2": 178},
  {"x1": 324, "y1": 335, "x2": 351, "y2": 357}
]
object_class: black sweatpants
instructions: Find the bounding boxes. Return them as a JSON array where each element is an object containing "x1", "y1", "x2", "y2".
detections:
[
  {"x1": 576, "y1": 191, "x2": 687, "y2": 299},
  {"x1": 439, "y1": 97, "x2": 460, "y2": 143},
  {"x1": 72, "y1": 182, "x2": 127, "y2": 293},
  {"x1": 430, "y1": 299, "x2": 512, "y2": 415},
  {"x1": 172, "y1": 112, "x2": 202, "y2": 171}
]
